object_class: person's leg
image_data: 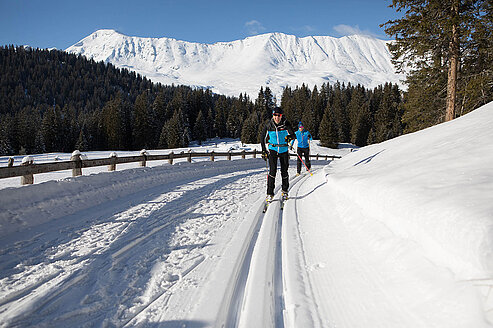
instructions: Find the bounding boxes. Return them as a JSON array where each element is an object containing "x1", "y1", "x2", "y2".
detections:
[
  {"x1": 303, "y1": 148, "x2": 311, "y2": 170},
  {"x1": 267, "y1": 150, "x2": 278, "y2": 195},
  {"x1": 296, "y1": 147, "x2": 302, "y2": 174},
  {"x1": 280, "y1": 152, "x2": 289, "y2": 192}
]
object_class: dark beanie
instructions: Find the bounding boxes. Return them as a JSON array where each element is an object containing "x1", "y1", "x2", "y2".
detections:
[{"x1": 272, "y1": 107, "x2": 283, "y2": 115}]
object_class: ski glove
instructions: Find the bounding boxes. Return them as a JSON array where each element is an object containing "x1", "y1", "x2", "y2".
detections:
[
  {"x1": 285, "y1": 135, "x2": 294, "y2": 143},
  {"x1": 261, "y1": 150, "x2": 268, "y2": 161}
]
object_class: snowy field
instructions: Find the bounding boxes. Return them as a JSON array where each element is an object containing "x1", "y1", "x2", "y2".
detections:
[{"x1": 1, "y1": 102, "x2": 493, "y2": 327}]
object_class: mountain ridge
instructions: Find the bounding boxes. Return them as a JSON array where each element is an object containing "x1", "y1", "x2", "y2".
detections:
[{"x1": 67, "y1": 29, "x2": 404, "y2": 98}]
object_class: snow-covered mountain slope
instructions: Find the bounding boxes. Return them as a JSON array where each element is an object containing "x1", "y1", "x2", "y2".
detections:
[{"x1": 66, "y1": 29, "x2": 404, "y2": 98}]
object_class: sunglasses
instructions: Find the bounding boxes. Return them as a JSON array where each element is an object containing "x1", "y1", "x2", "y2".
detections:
[{"x1": 273, "y1": 113, "x2": 282, "y2": 117}]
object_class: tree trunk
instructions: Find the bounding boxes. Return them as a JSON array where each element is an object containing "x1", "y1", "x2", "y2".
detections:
[{"x1": 446, "y1": 0, "x2": 459, "y2": 122}]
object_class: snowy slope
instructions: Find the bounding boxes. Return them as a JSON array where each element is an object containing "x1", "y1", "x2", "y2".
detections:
[
  {"x1": 66, "y1": 29, "x2": 404, "y2": 99},
  {"x1": 1, "y1": 103, "x2": 492, "y2": 327}
]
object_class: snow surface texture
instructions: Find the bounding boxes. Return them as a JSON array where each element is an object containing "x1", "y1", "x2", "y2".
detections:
[
  {"x1": 1, "y1": 103, "x2": 493, "y2": 327},
  {"x1": 66, "y1": 29, "x2": 405, "y2": 99}
]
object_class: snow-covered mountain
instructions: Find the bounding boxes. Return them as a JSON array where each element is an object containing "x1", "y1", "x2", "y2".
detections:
[{"x1": 66, "y1": 29, "x2": 404, "y2": 99}]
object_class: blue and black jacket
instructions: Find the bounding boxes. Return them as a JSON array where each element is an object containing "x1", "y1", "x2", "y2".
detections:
[
  {"x1": 293, "y1": 129, "x2": 313, "y2": 149},
  {"x1": 261, "y1": 117, "x2": 295, "y2": 154}
]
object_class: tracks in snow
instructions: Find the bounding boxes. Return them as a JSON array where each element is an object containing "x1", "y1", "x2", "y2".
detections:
[
  {"x1": 221, "y1": 173, "x2": 307, "y2": 328},
  {"x1": 0, "y1": 166, "x2": 265, "y2": 327}
]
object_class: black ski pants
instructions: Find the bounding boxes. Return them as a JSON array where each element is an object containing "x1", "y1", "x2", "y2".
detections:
[
  {"x1": 297, "y1": 147, "x2": 311, "y2": 173},
  {"x1": 267, "y1": 149, "x2": 289, "y2": 195}
]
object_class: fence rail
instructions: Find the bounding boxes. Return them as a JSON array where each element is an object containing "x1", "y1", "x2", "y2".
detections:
[{"x1": 0, "y1": 149, "x2": 341, "y2": 185}]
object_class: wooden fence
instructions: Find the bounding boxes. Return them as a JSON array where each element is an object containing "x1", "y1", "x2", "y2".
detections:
[{"x1": 0, "y1": 149, "x2": 341, "y2": 185}]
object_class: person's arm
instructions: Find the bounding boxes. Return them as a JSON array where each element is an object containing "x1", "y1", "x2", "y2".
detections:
[
  {"x1": 291, "y1": 131, "x2": 297, "y2": 147},
  {"x1": 285, "y1": 122, "x2": 296, "y2": 149},
  {"x1": 287, "y1": 122, "x2": 296, "y2": 140},
  {"x1": 261, "y1": 124, "x2": 269, "y2": 153}
]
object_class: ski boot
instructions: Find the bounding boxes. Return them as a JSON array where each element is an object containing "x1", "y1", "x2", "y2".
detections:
[
  {"x1": 263, "y1": 194, "x2": 274, "y2": 213},
  {"x1": 280, "y1": 191, "x2": 288, "y2": 209}
]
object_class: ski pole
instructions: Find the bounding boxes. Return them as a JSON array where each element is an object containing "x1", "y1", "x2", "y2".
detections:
[{"x1": 295, "y1": 148, "x2": 312, "y2": 176}]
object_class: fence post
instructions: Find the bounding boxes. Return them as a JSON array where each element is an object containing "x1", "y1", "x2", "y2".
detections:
[
  {"x1": 21, "y1": 156, "x2": 34, "y2": 185},
  {"x1": 210, "y1": 151, "x2": 215, "y2": 162},
  {"x1": 108, "y1": 152, "x2": 117, "y2": 171},
  {"x1": 7, "y1": 157, "x2": 14, "y2": 167},
  {"x1": 140, "y1": 149, "x2": 148, "y2": 167},
  {"x1": 187, "y1": 150, "x2": 192, "y2": 163},
  {"x1": 253, "y1": 149, "x2": 257, "y2": 158},
  {"x1": 228, "y1": 150, "x2": 232, "y2": 161},
  {"x1": 168, "y1": 152, "x2": 174, "y2": 165},
  {"x1": 242, "y1": 150, "x2": 246, "y2": 159},
  {"x1": 71, "y1": 150, "x2": 82, "y2": 177}
]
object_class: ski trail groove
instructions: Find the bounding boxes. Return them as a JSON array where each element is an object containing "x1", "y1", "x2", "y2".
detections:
[
  {"x1": 285, "y1": 171, "x2": 324, "y2": 327},
  {"x1": 222, "y1": 172, "x2": 305, "y2": 328}
]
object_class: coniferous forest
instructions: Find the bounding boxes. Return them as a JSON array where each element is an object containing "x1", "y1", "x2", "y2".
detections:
[
  {"x1": 0, "y1": 46, "x2": 405, "y2": 155},
  {"x1": 1, "y1": 1, "x2": 492, "y2": 156}
]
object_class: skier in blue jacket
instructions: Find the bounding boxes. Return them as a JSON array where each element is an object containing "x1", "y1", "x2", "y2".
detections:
[
  {"x1": 292, "y1": 121, "x2": 313, "y2": 176},
  {"x1": 261, "y1": 107, "x2": 295, "y2": 201}
]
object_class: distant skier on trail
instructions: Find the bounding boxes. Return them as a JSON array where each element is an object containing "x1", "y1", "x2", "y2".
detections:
[
  {"x1": 261, "y1": 107, "x2": 295, "y2": 204},
  {"x1": 291, "y1": 121, "x2": 313, "y2": 176}
]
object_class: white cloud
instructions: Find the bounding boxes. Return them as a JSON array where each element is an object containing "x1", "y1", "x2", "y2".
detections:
[
  {"x1": 332, "y1": 24, "x2": 378, "y2": 37},
  {"x1": 245, "y1": 20, "x2": 266, "y2": 36}
]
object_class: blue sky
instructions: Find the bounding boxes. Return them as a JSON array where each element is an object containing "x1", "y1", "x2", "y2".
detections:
[{"x1": 1, "y1": 0, "x2": 402, "y2": 50}]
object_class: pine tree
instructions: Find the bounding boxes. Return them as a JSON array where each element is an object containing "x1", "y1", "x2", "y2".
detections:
[
  {"x1": 158, "y1": 124, "x2": 168, "y2": 149},
  {"x1": 41, "y1": 104, "x2": 62, "y2": 152},
  {"x1": 401, "y1": 66, "x2": 448, "y2": 132},
  {"x1": 319, "y1": 107, "x2": 338, "y2": 148},
  {"x1": 102, "y1": 97, "x2": 122, "y2": 149},
  {"x1": 280, "y1": 87, "x2": 295, "y2": 121},
  {"x1": 348, "y1": 86, "x2": 371, "y2": 146},
  {"x1": 254, "y1": 87, "x2": 275, "y2": 121},
  {"x1": 214, "y1": 97, "x2": 228, "y2": 138},
  {"x1": 34, "y1": 129, "x2": 46, "y2": 154},
  {"x1": 332, "y1": 90, "x2": 350, "y2": 143},
  {"x1": 153, "y1": 91, "x2": 168, "y2": 141},
  {"x1": 164, "y1": 110, "x2": 183, "y2": 149},
  {"x1": 75, "y1": 127, "x2": 89, "y2": 152},
  {"x1": 226, "y1": 100, "x2": 243, "y2": 138},
  {"x1": 383, "y1": 0, "x2": 489, "y2": 122},
  {"x1": 193, "y1": 110, "x2": 207, "y2": 145},
  {"x1": 15, "y1": 106, "x2": 38, "y2": 154},
  {"x1": 263, "y1": 87, "x2": 275, "y2": 118},
  {"x1": 132, "y1": 92, "x2": 152, "y2": 149},
  {"x1": 206, "y1": 108, "x2": 214, "y2": 139},
  {"x1": 374, "y1": 83, "x2": 403, "y2": 142},
  {"x1": 458, "y1": 1, "x2": 493, "y2": 114},
  {"x1": 0, "y1": 115, "x2": 13, "y2": 155},
  {"x1": 241, "y1": 111, "x2": 260, "y2": 144},
  {"x1": 179, "y1": 108, "x2": 192, "y2": 147}
]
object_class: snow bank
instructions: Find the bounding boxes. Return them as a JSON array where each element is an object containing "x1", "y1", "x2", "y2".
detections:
[{"x1": 328, "y1": 102, "x2": 493, "y2": 280}]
